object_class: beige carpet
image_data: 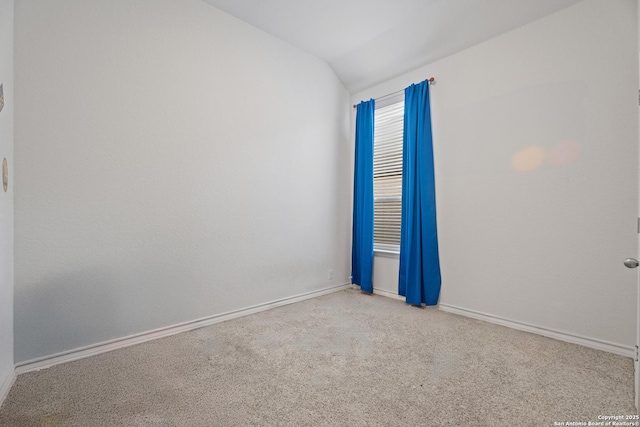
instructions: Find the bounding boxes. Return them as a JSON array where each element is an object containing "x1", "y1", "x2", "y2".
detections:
[{"x1": 0, "y1": 288, "x2": 636, "y2": 426}]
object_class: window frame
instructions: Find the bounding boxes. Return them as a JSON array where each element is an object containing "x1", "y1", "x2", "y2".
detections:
[{"x1": 373, "y1": 93, "x2": 404, "y2": 255}]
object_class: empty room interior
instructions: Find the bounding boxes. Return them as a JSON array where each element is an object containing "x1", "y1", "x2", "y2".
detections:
[{"x1": 1, "y1": 0, "x2": 640, "y2": 425}]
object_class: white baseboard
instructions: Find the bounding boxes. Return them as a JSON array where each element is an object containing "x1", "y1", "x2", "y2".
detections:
[
  {"x1": 0, "y1": 369, "x2": 16, "y2": 408},
  {"x1": 329, "y1": 288, "x2": 633, "y2": 358},
  {"x1": 372, "y1": 288, "x2": 405, "y2": 302},
  {"x1": 439, "y1": 303, "x2": 634, "y2": 359},
  {"x1": 15, "y1": 283, "x2": 351, "y2": 374}
]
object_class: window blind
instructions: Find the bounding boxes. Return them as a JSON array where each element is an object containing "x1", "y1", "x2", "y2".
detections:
[{"x1": 373, "y1": 100, "x2": 404, "y2": 250}]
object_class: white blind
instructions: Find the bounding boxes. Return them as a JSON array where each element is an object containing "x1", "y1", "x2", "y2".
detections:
[{"x1": 373, "y1": 100, "x2": 404, "y2": 250}]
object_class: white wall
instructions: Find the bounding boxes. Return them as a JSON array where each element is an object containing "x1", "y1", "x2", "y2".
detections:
[
  {"x1": 0, "y1": 0, "x2": 14, "y2": 400},
  {"x1": 14, "y1": 0, "x2": 351, "y2": 363},
  {"x1": 353, "y1": 0, "x2": 639, "y2": 348}
]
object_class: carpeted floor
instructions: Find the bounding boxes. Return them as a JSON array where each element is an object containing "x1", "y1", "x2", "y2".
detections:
[{"x1": 0, "y1": 288, "x2": 636, "y2": 426}]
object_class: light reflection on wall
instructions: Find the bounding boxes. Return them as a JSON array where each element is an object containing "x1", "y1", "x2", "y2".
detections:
[
  {"x1": 548, "y1": 139, "x2": 581, "y2": 167},
  {"x1": 438, "y1": 81, "x2": 586, "y2": 177},
  {"x1": 511, "y1": 145, "x2": 546, "y2": 172},
  {"x1": 511, "y1": 139, "x2": 582, "y2": 172}
]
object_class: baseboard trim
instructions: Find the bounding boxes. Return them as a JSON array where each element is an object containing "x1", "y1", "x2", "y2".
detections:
[
  {"x1": 372, "y1": 288, "x2": 405, "y2": 302},
  {"x1": 439, "y1": 303, "x2": 634, "y2": 358},
  {"x1": 15, "y1": 283, "x2": 351, "y2": 374},
  {"x1": 0, "y1": 369, "x2": 16, "y2": 408}
]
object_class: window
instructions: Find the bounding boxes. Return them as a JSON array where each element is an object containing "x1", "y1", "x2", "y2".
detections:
[{"x1": 373, "y1": 96, "x2": 404, "y2": 253}]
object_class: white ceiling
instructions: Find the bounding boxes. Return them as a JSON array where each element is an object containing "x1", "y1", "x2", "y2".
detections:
[{"x1": 202, "y1": 0, "x2": 585, "y2": 93}]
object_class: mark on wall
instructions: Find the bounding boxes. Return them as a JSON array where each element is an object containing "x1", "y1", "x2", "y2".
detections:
[
  {"x1": 2, "y1": 158, "x2": 7, "y2": 192},
  {"x1": 0, "y1": 84, "x2": 3, "y2": 112}
]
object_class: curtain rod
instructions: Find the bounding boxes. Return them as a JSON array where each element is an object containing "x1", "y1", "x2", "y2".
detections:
[{"x1": 352, "y1": 77, "x2": 435, "y2": 109}]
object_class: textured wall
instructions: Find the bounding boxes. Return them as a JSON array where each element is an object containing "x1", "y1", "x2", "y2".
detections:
[
  {"x1": 0, "y1": 0, "x2": 14, "y2": 397},
  {"x1": 354, "y1": 0, "x2": 639, "y2": 348},
  {"x1": 14, "y1": 0, "x2": 351, "y2": 362}
]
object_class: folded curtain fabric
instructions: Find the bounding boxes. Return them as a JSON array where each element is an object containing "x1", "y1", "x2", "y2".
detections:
[
  {"x1": 398, "y1": 80, "x2": 441, "y2": 305},
  {"x1": 351, "y1": 99, "x2": 375, "y2": 293}
]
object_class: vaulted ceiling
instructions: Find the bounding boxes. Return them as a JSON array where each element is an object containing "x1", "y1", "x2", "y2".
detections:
[{"x1": 202, "y1": 0, "x2": 585, "y2": 93}]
